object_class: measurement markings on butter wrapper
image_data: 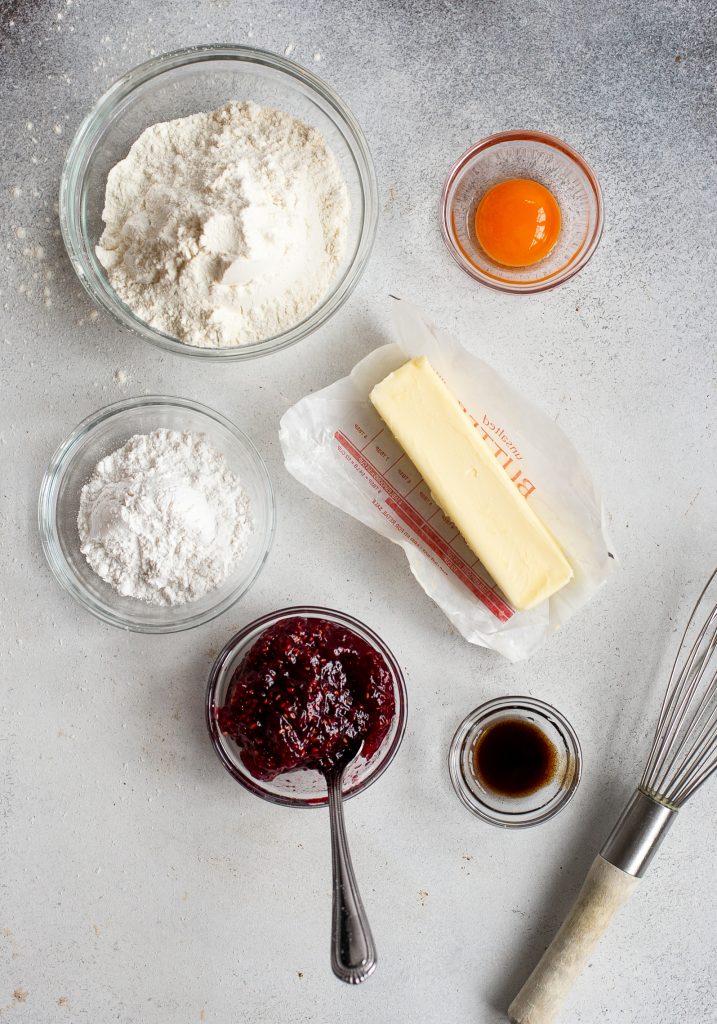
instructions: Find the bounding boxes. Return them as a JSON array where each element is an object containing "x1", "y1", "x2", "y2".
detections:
[{"x1": 335, "y1": 429, "x2": 514, "y2": 622}]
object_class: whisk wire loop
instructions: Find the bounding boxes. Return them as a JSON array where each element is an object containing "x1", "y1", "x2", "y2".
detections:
[
  {"x1": 651, "y1": 625, "x2": 717, "y2": 799},
  {"x1": 640, "y1": 569, "x2": 717, "y2": 808}
]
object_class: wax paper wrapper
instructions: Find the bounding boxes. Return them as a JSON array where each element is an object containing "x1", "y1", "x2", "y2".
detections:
[{"x1": 279, "y1": 299, "x2": 616, "y2": 661}]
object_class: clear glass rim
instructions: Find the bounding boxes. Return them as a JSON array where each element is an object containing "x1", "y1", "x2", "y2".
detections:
[
  {"x1": 206, "y1": 606, "x2": 408, "y2": 808},
  {"x1": 440, "y1": 129, "x2": 604, "y2": 295},
  {"x1": 448, "y1": 695, "x2": 582, "y2": 828},
  {"x1": 38, "y1": 394, "x2": 276, "y2": 633},
  {"x1": 59, "y1": 44, "x2": 379, "y2": 361}
]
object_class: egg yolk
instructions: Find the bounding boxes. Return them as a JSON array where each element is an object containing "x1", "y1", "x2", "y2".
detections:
[{"x1": 475, "y1": 178, "x2": 561, "y2": 268}]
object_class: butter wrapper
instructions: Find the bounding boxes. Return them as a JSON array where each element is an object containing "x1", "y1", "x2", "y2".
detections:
[{"x1": 279, "y1": 299, "x2": 616, "y2": 661}]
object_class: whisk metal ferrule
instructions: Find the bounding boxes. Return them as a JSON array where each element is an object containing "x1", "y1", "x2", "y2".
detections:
[{"x1": 600, "y1": 788, "x2": 677, "y2": 877}]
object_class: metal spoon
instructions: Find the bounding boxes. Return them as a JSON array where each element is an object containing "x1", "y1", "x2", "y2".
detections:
[{"x1": 323, "y1": 740, "x2": 377, "y2": 984}]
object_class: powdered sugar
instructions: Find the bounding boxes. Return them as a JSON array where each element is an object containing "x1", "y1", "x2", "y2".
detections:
[
  {"x1": 77, "y1": 429, "x2": 252, "y2": 605},
  {"x1": 96, "y1": 101, "x2": 350, "y2": 347}
]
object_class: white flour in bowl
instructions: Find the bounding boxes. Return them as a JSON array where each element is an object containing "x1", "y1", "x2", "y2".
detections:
[
  {"x1": 96, "y1": 101, "x2": 350, "y2": 347},
  {"x1": 77, "y1": 429, "x2": 252, "y2": 605}
]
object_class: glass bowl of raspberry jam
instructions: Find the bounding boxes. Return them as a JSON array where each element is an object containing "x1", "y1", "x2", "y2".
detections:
[{"x1": 206, "y1": 608, "x2": 407, "y2": 807}]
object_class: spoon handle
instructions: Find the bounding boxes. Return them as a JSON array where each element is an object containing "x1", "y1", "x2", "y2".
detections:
[{"x1": 327, "y1": 771, "x2": 377, "y2": 984}]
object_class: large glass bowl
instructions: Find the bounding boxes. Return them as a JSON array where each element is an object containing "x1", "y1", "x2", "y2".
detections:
[
  {"x1": 206, "y1": 607, "x2": 408, "y2": 807},
  {"x1": 441, "y1": 130, "x2": 603, "y2": 293},
  {"x1": 38, "y1": 396, "x2": 275, "y2": 632},
  {"x1": 60, "y1": 45, "x2": 379, "y2": 360}
]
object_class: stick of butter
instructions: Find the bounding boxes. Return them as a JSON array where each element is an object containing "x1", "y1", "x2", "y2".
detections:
[{"x1": 369, "y1": 357, "x2": 573, "y2": 611}]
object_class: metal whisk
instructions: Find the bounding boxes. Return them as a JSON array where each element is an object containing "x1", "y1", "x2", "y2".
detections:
[{"x1": 509, "y1": 568, "x2": 717, "y2": 1024}]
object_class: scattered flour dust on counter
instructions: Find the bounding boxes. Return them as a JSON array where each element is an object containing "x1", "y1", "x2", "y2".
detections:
[
  {"x1": 77, "y1": 430, "x2": 252, "y2": 605},
  {"x1": 96, "y1": 102, "x2": 350, "y2": 347}
]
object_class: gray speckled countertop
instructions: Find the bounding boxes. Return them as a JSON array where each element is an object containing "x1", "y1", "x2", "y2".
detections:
[{"x1": 1, "y1": 1, "x2": 716, "y2": 1022}]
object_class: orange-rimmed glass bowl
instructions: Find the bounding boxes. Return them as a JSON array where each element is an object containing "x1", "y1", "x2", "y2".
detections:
[{"x1": 441, "y1": 130, "x2": 603, "y2": 294}]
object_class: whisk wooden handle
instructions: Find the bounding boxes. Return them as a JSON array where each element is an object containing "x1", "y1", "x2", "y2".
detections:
[{"x1": 508, "y1": 855, "x2": 640, "y2": 1024}]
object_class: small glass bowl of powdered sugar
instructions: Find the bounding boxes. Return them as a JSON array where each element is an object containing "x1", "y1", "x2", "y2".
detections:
[
  {"x1": 60, "y1": 45, "x2": 378, "y2": 361},
  {"x1": 39, "y1": 396, "x2": 275, "y2": 632}
]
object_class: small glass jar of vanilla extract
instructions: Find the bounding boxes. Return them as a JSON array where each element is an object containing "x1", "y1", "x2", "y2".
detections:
[{"x1": 449, "y1": 697, "x2": 581, "y2": 828}]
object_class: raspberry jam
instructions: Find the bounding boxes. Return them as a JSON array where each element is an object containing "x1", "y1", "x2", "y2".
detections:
[{"x1": 217, "y1": 616, "x2": 396, "y2": 781}]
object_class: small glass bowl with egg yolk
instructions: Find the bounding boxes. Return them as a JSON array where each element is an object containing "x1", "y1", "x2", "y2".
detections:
[{"x1": 441, "y1": 130, "x2": 603, "y2": 293}]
